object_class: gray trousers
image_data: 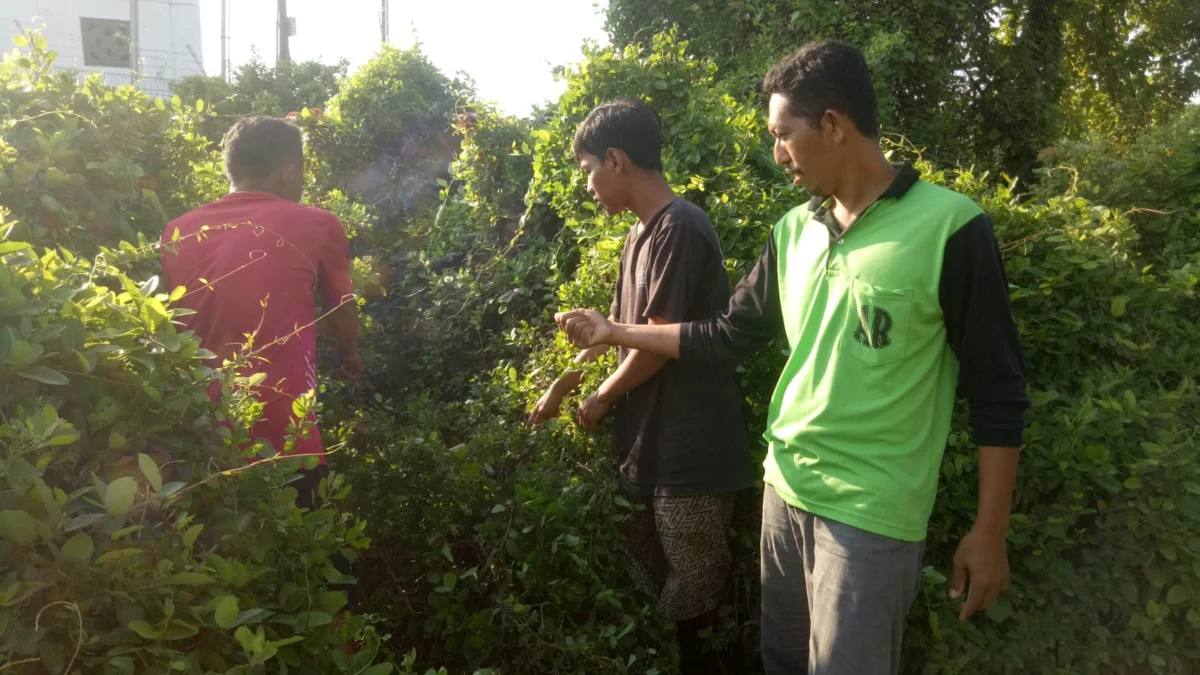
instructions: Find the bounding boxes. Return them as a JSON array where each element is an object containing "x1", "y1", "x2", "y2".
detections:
[{"x1": 760, "y1": 485, "x2": 925, "y2": 675}]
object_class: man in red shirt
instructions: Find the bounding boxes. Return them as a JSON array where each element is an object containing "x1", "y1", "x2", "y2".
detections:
[{"x1": 161, "y1": 115, "x2": 363, "y2": 485}]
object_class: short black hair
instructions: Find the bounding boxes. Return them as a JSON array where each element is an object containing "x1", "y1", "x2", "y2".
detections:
[
  {"x1": 221, "y1": 116, "x2": 304, "y2": 184},
  {"x1": 573, "y1": 99, "x2": 663, "y2": 172},
  {"x1": 763, "y1": 40, "x2": 879, "y2": 138}
]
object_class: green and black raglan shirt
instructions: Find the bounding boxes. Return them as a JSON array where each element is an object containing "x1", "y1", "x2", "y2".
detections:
[{"x1": 679, "y1": 163, "x2": 1029, "y2": 541}]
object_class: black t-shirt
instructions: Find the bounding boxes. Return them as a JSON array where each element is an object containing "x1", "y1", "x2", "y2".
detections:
[{"x1": 610, "y1": 198, "x2": 753, "y2": 496}]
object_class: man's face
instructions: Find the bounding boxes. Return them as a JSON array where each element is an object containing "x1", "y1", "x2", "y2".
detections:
[
  {"x1": 768, "y1": 93, "x2": 838, "y2": 198},
  {"x1": 576, "y1": 150, "x2": 626, "y2": 216}
]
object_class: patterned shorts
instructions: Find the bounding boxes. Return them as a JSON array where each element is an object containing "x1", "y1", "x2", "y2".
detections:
[{"x1": 623, "y1": 492, "x2": 736, "y2": 621}]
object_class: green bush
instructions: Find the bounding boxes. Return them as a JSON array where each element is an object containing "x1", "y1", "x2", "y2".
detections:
[
  {"x1": 6, "y1": 21, "x2": 1200, "y2": 675},
  {"x1": 908, "y1": 161, "x2": 1200, "y2": 674},
  {"x1": 1, "y1": 34, "x2": 394, "y2": 675},
  {"x1": 0, "y1": 32, "x2": 223, "y2": 253},
  {"x1": 0, "y1": 225, "x2": 393, "y2": 674},
  {"x1": 328, "y1": 31, "x2": 1200, "y2": 675},
  {"x1": 320, "y1": 47, "x2": 473, "y2": 230},
  {"x1": 173, "y1": 56, "x2": 349, "y2": 146},
  {"x1": 1038, "y1": 105, "x2": 1200, "y2": 268}
]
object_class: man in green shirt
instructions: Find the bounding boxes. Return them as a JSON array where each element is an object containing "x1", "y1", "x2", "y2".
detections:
[{"x1": 555, "y1": 41, "x2": 1029, "y2": 674}]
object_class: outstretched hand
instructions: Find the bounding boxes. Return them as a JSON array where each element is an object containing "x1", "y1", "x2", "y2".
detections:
[
  {"x1": 555, "y1": 309, "x2": 613, "y2": 348},
  {"x1": 526, "y1": 388, "x2": 564, "y2": 428}
]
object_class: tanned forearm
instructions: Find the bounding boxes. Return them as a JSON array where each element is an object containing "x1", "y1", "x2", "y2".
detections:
[
  {"x1": 597, "y1": 349, "x2": 668, "y2": 403},
  {"x1": 607, "y1": 322, "x2": 683, "y2": 359},
  {"x1": 596, "y1": 317, "x2": 672, "y2": 403},
  {"x1": 549, "y1": 344, "x2": 611, "y2": 396},
  {"x1": 974, "y1": 446, "x2": 1020, "y2": 535}
]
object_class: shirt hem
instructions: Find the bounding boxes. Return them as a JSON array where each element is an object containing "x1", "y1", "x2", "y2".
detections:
[
  {"x1": 621, "y1": 477, "x2": 755, "y2": 497},
  {"x1": 764, "y1": 478, "x2": 928, "y2": 542}
]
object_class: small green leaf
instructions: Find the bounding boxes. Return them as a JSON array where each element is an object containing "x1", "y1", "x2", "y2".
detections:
[
  {"x1": 161, "y1": 482, "x2": 186, "y2": 497},
  {"x1": 47, "y1": 430, "x2": 80, "y2": 446},
  {"x1": 128, "y1": 619, "x2": 161, "y2": 639},
  {"x1": 1159, "y1": 542, "x2": 1178, "y2": 561},
  {"x1": 317, "y1": 591, "x2": 347, "y2": 615},
  {"x1": 104, "y1": 477, "x2": 137, "y2": 516},
  {"x1": 1167, "y1": 585, "x2": 1191, "y2": 605},
  {"x1": 169, "y1": 285, "x2": 187, "y2": 302},
  {"x1": 17, "y1": 366, "x2": 69, "y2": 386},
  {"x1": 231, "y1": 608, "x2": 274, "y2": 627},
  {"x1": 214, "y1": 595, "x2": 239, "y2": 629},
  {"x1": 986, "y1": 600, "x2": 1014, "y2": 622},
  {"x1": 0, "y1": 510, "x2": 39, "y2": 545},
  {"x1": 12, "y1": 35, "x2": 29, "y2": 47},
  {"x1": 364, "y1": 665, "x2": 394, "y2": 675},
  {"x1": 108, "y1": 432, "x2": 127, "y2": 449},
  {"x1": 138, "y1": 453, "x2": 163, "y2": 492},
  {"x1": 196, "y1": 98, "x2": 205, "y2": 113},
  {"x1": 8, "y1": 340, "x2": 34, "y2": 367},
  {"x1": 59, "y1": 534, "x2": 94, "y2": 563},
  {"x1": 165, "y1": 572, "x2": 215, "y2": 586},
  {"x1": 162, "y1": 620, "x2": 199, "y2": 641},
  {"x1": 182, "y1": 524, "x2": 204, "y2": 549},
  {"x1": 156, "y1": 97, "x2": 167, "y2": 111},
  {"x1": 294, "y1": 611, "x2": 332, "y2": 629},
  {"x1": 1110, "y1": 295, "x2": 1128, "y2": 317},
  {"x1": 110, "y1": 524, "x2": 145, "y2": 540},
  {"x1": 94, "y1": 548, "x2": 145, "y2": 564},
  {"x1": 39, "y1": 194, "x2": 62, "y2": 212},
  {"x1": 0, "y1": 241, "x2": 32, "y2": 254},
  {"x1": 65, "y1": 513, "x2": 105, "y2": 532}
]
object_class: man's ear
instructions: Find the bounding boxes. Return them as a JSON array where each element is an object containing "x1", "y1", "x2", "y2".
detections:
[
  {"x1": 823, "y1": 109, "x2": 850, "y2": 144},
  {"x1": 606, "y1": 147, "x2": 626, "y2": 174}
]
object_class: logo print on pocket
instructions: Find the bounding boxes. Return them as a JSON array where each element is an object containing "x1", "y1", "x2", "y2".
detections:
[{"x1": 853, "y1": 304, "x2": 894, "y2": 349}]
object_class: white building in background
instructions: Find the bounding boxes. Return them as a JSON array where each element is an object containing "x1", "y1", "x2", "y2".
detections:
[{"x1": 1, "y1": 0, "x2": 204, "y2": 99}]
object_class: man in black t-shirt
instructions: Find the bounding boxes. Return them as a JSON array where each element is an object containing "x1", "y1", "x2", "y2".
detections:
[{"x1": 527, "y1": 99, "x2": 753, "y2": 675}]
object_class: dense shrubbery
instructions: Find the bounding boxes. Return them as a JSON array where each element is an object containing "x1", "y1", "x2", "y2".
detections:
[
  {"x1": 1037, "y1": 106, "x2": 1200, "y2": 269},
  {"x1": 322, "y1": 32, "x2": 1200, "y2": 675},
  {"x1": 1, "y1": 34, "x2": 395, "y2": 674},
  {"x1": 3, "y1": 16, "x2": 1199, "y2": 675},
  {"x1": 0, "y1": 33, "x2": 221, "y2": 254},
  {"x1": 173, "y1": 56, "x2": 348, "y2": 147}
]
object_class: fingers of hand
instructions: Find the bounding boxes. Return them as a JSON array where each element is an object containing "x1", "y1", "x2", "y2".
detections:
[
  {"x1": 959, "y1": 576, "x2": 989, "y2": 621},
  {"x1": 950, "y1": 556, "x2": 967, "y2": 599},
  {"x1": 565, "y1": 318, "x2": 593, "y2": 346},
  {"x1": 555, "y1": 309, "x2": 583, "y2": 329}
]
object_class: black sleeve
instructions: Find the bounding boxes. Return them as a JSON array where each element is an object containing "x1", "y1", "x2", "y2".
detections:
[
  {"x1": 939, "y1": 213, "x2": 1030, "y2": 447},
  {"x1": 679, "y1": 235, "x2": 784, "y2": 364},
  {"x1": 643, "y1": 219, "x2": 710, "y2": 322}
]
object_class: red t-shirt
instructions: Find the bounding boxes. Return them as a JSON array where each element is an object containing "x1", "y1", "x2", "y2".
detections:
[{"x1": 161, "y1": 191, "x2": 353, "y2": 463}]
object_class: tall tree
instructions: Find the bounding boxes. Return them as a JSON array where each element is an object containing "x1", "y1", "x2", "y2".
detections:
[{"x1": 606, "y1": 0, "x2": 1200, "y2": 178}]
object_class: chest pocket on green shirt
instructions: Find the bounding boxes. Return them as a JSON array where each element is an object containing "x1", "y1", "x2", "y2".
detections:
[{"x1": 840, "y1": 278, "x2": 913, "y2": 366}]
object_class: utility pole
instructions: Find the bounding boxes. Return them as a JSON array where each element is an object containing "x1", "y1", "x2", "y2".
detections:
[
  {"x1": 277, "y1": 0, "x2": 291, "y2": 63},
  {"x1": 380, "y1": 0, "x2": 389, "y2": 45},
  {"x1": 129, "y1": 0, "x2": 140, "y2": 74},
  {"x1": 219, "y1": 0, "x2": 227, "y2": 80}
]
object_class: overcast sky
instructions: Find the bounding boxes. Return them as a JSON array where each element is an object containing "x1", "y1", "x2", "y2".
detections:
[{"x1": 199, "y1": 0, "x2": 610, "y2": 115}]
